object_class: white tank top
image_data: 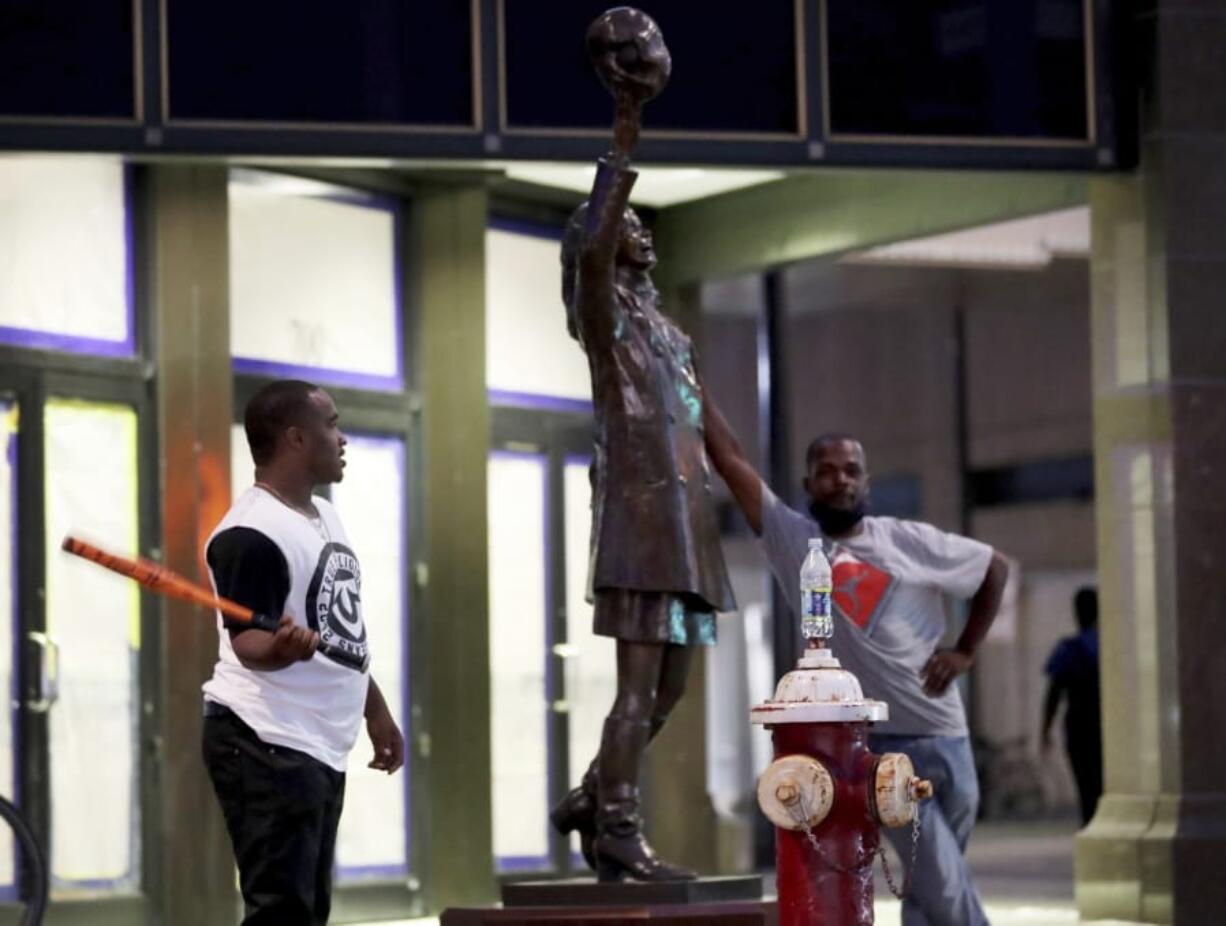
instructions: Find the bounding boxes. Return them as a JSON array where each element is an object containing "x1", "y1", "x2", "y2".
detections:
[{"x1": 202, "y1": 486, "x2": 370, "y2": 771}]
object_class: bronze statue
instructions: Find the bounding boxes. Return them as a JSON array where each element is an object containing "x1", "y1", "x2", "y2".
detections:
[{"x1": 550, "y1": 7, "x2": 736, "y2": 883}]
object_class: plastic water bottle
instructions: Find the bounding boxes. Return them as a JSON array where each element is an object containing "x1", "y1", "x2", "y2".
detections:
[{"x1": 799, "y1": 538, "x2": 833, "y2": 642}]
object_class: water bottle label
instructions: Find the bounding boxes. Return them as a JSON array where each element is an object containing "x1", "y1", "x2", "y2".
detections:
[
  {"x1": 801, "y1": 587, "x2": 833, "y2": 639},
  {"x1": 803, "y1": 589, "x2": 831, "y2": 619}
]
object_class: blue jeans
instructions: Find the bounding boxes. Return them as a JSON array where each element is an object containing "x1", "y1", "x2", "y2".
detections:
[{"x1": 869, "y1": 733, "x2": 988, "y2": 926}]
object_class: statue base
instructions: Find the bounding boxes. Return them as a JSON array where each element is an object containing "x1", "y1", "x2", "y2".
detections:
[{"x1": 440, "y1": 875, "x2": 773, "y2": 925}]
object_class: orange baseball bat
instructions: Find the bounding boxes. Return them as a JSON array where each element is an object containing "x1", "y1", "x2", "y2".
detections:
[{"x1": 61, "y1": 535, "x2": 368, "y2": 672}]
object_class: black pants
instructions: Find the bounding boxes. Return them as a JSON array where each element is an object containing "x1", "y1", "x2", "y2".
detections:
[
  {"x1": 203, "y1": 706, "x2": 346, "y2": 925},
  {"x1": 1067, "y1": 738, "x2": 1103, "y2": 826}
]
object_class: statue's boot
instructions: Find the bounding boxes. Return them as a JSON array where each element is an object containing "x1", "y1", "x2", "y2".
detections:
[
  {"x1": 549, "y1": 760, "x2": 598, "y2": 868},
  {"x1": 550, "y1": 713, "x2": 670, "y2": 871},
  {"x1": 592, "y1": 716, "x2": 695, "y2": 883},
  {"x1": 593, "y1": 783, "x2": 696, "y2": 882}
]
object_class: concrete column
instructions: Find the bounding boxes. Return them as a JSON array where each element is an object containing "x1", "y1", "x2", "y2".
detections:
[
  {"x1": 1076, "y1": 3, "x2": 1226, "y2": 922},
  {"x1": 410, "y1": 184, "x2": 495, "y2": 910},
  {"x1": 147, "y1": 165, "x2": 238, "y2": 926}
]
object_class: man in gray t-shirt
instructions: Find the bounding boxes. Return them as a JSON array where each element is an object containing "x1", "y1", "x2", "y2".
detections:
[{"x1": 704, "y1": 402, "x2": 1008, "y2": 926}]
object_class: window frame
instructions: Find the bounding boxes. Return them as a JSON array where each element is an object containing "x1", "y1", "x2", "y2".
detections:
[
  {"x1": 0, "y1": 162, "x2": 137, "y2": 360},
  {"x1": 229, "y1": 173, "x2": 406, "y2": 393}
]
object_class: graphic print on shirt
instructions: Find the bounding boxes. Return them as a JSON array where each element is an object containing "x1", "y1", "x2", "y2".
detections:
[
  {"x1": 831, "y1": 550, "x2": 895, "y2": 633},
  {"x1": 306, "y1": 542, "x2": 368, "y2": 670}
]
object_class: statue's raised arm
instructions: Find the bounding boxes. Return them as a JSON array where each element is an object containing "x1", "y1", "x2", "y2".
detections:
[
  {"x1": 588, "y1": 7, "x2": 670, "y2": 162},
  {"x1": 575, "y1": 8, "x2": 673, "y2": 329}
]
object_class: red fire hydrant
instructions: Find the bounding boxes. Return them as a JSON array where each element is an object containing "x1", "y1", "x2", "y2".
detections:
[{"x1": 751, "y1": 641, "x2": 933, "y2": 926}]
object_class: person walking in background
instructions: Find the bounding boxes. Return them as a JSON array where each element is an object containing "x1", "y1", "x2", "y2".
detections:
[{"x1": 1042, "y1": 586, "x2": 1103, "y2": 825}]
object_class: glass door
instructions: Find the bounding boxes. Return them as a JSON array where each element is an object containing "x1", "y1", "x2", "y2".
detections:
[
  {"x1": 487, "y1": 449, "x2": 552, "y2": 872},
  {"x1": 486, "y1": 413, "x2": 617, "y2": 877},
  {"x1": 330, "y1": 433, "x2": 410, "y2": 882},
  {"x1": 0, "y1": 399, "x2": 19, "y2": 899},
  {"x1": 41, "y1": 397, "x2": 141, "y2": 894}
]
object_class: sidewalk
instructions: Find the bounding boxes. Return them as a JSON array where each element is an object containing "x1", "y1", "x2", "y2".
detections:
[
  {"x1": 352, "y1": 820, "x2": 1144, "y2": 925},
  {"x1": 869, "y1": 819, "x2": 1139, "y2": 926}
]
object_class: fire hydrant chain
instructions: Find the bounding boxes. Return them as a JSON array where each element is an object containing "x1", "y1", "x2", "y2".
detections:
[
  {"x1": 788, "y1": 800, "x2": 873, "y2": 874},
  {"x1": 787, "y1": 793, "x2": 922, "y2": 900},
  {"x1": 877, "y1": 811, "x2": 922, "y2": 900}
]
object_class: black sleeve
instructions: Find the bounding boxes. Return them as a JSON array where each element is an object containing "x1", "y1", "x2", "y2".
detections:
[{"x1": 206, "y1": 527, "x2": 291, "y2": 636}]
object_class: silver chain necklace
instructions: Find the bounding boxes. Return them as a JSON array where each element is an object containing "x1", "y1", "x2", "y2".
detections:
[{"x1": 255, "y1": 482, "x2": 331, "y2": 542}]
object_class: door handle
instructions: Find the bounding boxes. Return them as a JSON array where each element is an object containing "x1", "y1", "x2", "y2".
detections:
[{"x1": 27, "y1": 631, "x2": 60, "y2": 714}]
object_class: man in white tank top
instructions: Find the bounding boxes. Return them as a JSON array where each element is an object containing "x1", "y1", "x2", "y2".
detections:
[{"x1": 202, "y1": 380, "x2": 403, "y2": 925}]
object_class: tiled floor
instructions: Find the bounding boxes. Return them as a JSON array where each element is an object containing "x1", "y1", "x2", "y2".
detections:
[
  {"x1": 353, "y1": 909, "x2": 1137, "y2": 926},
  {"x1": 351, "y1": 820, "x2": 1144, "y2": 925}
]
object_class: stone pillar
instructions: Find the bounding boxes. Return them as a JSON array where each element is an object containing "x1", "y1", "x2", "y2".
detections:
[
  {"x1": 410, "y1": 184, "x2": 495, "y2": 910},
  {"x1": 147, "y1": 165, "x2": 238, "y2": 925},
  {"x1": 1076, "y1": 4, "x2": 1226, "y2": 922}
]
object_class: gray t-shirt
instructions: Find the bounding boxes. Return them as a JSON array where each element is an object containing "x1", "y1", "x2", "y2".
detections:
[{"x1": 760, "y1": 483, "x2": 993, "y2": 737}]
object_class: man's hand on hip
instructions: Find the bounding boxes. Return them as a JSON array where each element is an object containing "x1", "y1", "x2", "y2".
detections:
[{"x1": 922, "y1": 647, "x2": 974, "y2": 696}]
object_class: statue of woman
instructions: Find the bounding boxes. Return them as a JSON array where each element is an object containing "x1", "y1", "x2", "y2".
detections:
[{"x1": 550, "y1": 7, "x2": 736, "y2": 883}]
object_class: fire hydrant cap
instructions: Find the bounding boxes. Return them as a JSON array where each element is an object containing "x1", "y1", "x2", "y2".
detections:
[
  {"x1": 873, "y1": 752, "x2": 932, "y2": 827},
  {"x1": 750, "y1": 645, "x2": 888, "y2": 724},
  {"x1": 757, "y1": 754, "x2": 835, "y2": 831}
]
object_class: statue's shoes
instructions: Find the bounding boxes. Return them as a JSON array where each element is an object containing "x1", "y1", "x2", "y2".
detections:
[
  {"x1": 593, "y1": 833, "x2": 696, "y2": 883},
  {"x1": 549, "y1": 785, "x2": 598, "y2": 870}
]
